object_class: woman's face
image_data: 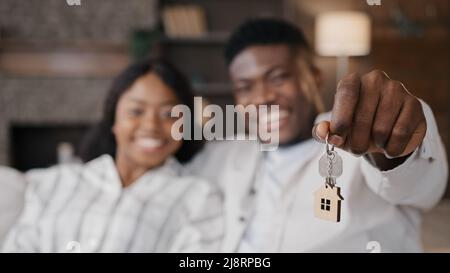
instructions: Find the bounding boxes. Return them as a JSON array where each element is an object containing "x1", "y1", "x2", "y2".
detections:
[{"x1": 112, "y1": 72, "x2": 182, "y2": 169}]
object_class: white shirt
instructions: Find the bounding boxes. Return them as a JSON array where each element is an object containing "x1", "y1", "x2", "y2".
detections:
[
  {"x1": 238, "y1": 139, "x2": 318, "y2": 252},
  {"x1": 187, "y1": 100, "x2": 448, "y2": 252},
  {"x1": 3, "y1": 155, "x2": 224, "y2": 253}
]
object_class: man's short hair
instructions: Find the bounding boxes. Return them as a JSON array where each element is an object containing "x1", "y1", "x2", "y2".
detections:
[{"x1": 224, "y1": 18, "x2": 311, "y2": 66}]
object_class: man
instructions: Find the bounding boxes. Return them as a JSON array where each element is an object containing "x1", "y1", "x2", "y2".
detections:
[{"x1": 187, "y1": 18, "x2": 448, "y2": 252}]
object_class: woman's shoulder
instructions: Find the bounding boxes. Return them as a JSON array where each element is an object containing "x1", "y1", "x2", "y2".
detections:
[
  {"x1": 24, "y1": 155, "x2": 114, "y2": 191},
  {"x1": 25, "y1": 162, "x2": 82, "y2": 182},
  {"x1": 0, "y1": 167, "x2": 25, "y2": 187},
  {"x1": 0, "y1": 166, "x2": 27, "y2": 205}
]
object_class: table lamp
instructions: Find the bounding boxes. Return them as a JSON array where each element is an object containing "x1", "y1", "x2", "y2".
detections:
[{"x1": 315, "y1": 11, "x2": 371, "y2": 83}]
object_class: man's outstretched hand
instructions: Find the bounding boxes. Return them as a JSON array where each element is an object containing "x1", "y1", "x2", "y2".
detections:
[{"x1": 313, "y1": 70, "x2": 426, "y2": 163}]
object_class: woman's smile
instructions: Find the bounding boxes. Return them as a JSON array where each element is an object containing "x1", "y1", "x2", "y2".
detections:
[{"x1": 133, "y1": 136, "x2": 167, "y2": 153}]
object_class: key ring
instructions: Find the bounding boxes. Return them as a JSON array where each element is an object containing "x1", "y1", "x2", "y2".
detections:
[{"x1": 325, "y1": 132, "x2": 335, "y2": 156}]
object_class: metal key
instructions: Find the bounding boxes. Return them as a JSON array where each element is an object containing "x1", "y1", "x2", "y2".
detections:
[{"x1": 318, "y1": 150, "x2": 343, "y2": 178}]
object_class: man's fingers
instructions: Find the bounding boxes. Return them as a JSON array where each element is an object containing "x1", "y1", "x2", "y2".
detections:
[
  {"x1": 313, "y1": 120, "x2": 350, "y2": 150},
  {"x1": 384, "y1": 98, "x2": 426, "y2": 157},
  {"x1": 371, "y1": 81, "x2": 405, "y2": 149},
  {"x1": 315, "y1": 70, "x2": 425, "y2": 159},
  {"x1": 347, "y1": 72, "x2": 382, "y2": 155},
  {"x1": 312, "y1": 121, "x2": 330, "y2": 143},
  {"x1": 330, "y1": 73, "x2": 361, "y2": 146},
  {"x1": 313, "y1": 120, "x2": 384, "y2": 154}
]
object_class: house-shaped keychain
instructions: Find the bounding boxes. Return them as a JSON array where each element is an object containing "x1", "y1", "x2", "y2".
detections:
[{"x1": 314, "y1": 184, "x2": 344, "y2": 222}]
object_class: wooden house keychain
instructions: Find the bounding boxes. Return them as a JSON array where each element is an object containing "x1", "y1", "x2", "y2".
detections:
[{"x1": 314, "y1": 135, "x2": 344, "y2": 222}]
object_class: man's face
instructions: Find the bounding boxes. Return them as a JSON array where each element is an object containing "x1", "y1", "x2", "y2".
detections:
[{"x1": 229, "y1": 44, "x2": 317, "y2": 145}]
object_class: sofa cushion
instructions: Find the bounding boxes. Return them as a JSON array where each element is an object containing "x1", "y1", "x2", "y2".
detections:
[{"x1": 0, "y1": 167, "x2": 26, "y2": 247}]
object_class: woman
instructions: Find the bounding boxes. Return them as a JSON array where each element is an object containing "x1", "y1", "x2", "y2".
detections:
[{"x1": 3, "y1": 59, "x2": 223, "y2": 253}]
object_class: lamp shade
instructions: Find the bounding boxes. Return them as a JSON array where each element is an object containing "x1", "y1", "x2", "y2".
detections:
[{"x1": 315, "y1": 11, "x2": 371, "y2": 57}]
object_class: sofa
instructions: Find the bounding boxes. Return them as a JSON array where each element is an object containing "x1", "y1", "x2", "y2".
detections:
[{"x1": 0, "y1": 167, "x2": 26, "y2": 248}]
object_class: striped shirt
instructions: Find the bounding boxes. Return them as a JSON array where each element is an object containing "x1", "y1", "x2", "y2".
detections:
[{"x1": 2, "y1": 155, "x2": 223, "y2": 253}]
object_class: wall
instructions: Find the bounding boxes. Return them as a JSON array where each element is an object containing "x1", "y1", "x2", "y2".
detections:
[
  {"x1": 0, "y1": 0, "x2": 158, "y2": 44},
  {"x1": 0, "y1": 0, "x2": 158, "y2": 166}
]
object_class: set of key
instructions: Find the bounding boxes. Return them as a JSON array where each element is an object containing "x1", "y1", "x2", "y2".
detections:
[
  {"x1": 319, "y1": 146, "x2": 343, "y2": 187},
  {"x1": 314, "y1": 136, "x2": 344, "y2": 222}
]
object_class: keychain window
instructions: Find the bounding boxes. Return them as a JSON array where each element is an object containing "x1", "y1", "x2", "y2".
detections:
[{"x1": 321, "y1": 198, "x2": 331, "y2": 211}]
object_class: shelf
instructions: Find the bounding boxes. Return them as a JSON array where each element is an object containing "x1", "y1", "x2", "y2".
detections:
[
  {"x1": 0, "y1": 39, "x2": 128, "y2": 53},
  {"x1": 160, "y1": 32, "x2": 230, "y2": 45},
  {"x1": 158, "y1": 0, "x2": 289, "y2": 99},
  {"x1": 0, "y1": 51, "x2": 130, "y2": 77}
]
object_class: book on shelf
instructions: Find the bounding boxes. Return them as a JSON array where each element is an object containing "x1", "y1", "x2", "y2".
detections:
[{"x1": 162, "y1": 5, "x2": 208, "y2": 38}]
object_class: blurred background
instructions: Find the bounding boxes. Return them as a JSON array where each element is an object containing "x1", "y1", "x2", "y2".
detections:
[{"x1": 0, "y1": 0, "x2": 449, "y2": 251}]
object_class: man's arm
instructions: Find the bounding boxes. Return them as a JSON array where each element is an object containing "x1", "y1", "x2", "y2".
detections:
[
  {"x1": 360, "y1": 100, "x2": 448, "y2": 210},
  {"x1": 314, "y1": 70, "x2": 427, "y2": 165},
  {"x1": 312, "y1": 70, "x2": 448, "y2": 209}
]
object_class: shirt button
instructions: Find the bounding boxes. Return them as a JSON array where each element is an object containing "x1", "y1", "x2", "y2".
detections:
[
  {"x1": 249, "y1": 188, "x2": 256, "y2": 195},
  {"x1": 239, "y1": 216, "x2": 246, "y2": 222}
]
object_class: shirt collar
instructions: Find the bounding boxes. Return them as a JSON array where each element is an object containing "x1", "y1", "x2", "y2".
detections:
[
  {"x1": 85, "y1": 154, "x2": 182, "y2": 194},
  {"x1": 263, "y1": 138, "x2": 322, "y2": 182},
  {"x1": 266, "y1": 138, "x2": 320, "y2": 166}
]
